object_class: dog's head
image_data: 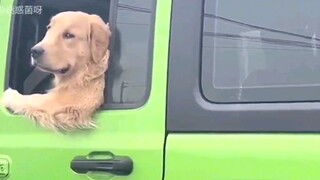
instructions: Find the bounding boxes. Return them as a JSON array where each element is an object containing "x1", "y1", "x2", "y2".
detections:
[{"x1": 31, "y1": 11, "x2": 111, "y2": 78}]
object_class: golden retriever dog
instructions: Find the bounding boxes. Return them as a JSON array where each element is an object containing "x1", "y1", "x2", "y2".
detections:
[{"x1": 1, "y1": 11, "x2": 111, "y2": 131}]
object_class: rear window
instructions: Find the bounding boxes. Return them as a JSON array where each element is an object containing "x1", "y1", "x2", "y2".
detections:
[{"x1": 202, "y1": 0, "x2": 320, "y2": 103}]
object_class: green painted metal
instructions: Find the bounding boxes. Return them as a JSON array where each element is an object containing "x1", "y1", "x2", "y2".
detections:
[
  {"x1": 165, "y1": 134, "x2": 320, "y2": 180},
  {"x1": 0, "y1": 0, "x2": 171, "y2": 179}
]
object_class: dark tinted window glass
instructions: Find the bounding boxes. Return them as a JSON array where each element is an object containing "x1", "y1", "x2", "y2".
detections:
[
  {"x1": 107, "y1": 0, "x2": 154, "y2": 106},
  {"x1": 202, "y1": 0, "x2": 320, "y2": 103}
]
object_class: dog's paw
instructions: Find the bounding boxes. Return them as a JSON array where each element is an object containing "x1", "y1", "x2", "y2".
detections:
[{"x1": 2, "y1": 88, "x2": 20, "y2": 109}]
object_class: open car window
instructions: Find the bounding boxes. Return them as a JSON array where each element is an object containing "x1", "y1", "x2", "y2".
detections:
[{"x1": 6, "y1": 0, "x2": 156, "y2": 109}]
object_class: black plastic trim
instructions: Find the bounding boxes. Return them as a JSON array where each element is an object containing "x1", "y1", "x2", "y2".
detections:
[
  {"x1": 70, "y1": 155, "x2": 133, "y2": 176},
  {"x1": 4, "y1": 0, "x2": 19, "y2": 91},
  {"x1": 166, "y1": 0, "x2": 320, "y2": 132}
]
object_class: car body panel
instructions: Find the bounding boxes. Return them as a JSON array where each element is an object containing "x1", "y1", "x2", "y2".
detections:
[
  {"x1": 165, "y1": 134, "x2": 320, "y2": 179},
  {"x1": 0, "y1": 0, "x2": 171, "y2": 179}
]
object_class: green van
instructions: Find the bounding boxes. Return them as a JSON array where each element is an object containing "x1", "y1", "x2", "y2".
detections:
[{"x1": 2, "y1": 0, "x2": 320, "y2": 179}]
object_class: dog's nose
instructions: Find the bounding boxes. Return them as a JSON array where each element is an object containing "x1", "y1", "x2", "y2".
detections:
[{"x1": 30, "y1": 46, "x2": 45, "y2": 59}]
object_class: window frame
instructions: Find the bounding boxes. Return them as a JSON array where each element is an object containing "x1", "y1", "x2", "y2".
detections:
[
  {"x1": 103, "y1": 0, "x2": 156, "y2": 110},
  {"x1": 166, "y1": 0, "x2": 320, "y2": 133},
  {"x1": 201, "y1": 0, "x2": 320, "y2": 104},
  {"x1": 4, "y1": 0, "x2": 156, "y2": 110}
]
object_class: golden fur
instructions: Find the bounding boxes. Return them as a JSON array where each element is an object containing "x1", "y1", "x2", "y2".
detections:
[{"x1": 1, "y1": 11, "x2": 111, "y2": 131}]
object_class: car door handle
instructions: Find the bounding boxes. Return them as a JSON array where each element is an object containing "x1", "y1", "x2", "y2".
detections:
[{"x1": 70, "y1": 154, "x2": 133, "y2": 176}]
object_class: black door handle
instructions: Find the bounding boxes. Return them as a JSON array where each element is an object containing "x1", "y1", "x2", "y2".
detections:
[{"x1": 70, "y1": 155, "x2": 133, "y2": 176}]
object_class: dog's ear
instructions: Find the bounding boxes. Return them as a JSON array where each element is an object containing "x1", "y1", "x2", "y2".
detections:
[
  {"x1": 83, "y1": 15, "x2": 111, "y2": 82},
  {"x1": 88, "y1": 14, "x2": 111, "y2": 63}
]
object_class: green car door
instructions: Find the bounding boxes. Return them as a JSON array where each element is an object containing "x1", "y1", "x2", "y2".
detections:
[
  {"x1": 0, "y1": 0, "x2": 171, "y2": 179},
  {"x1": 165, "y1": 0, "x2": 320, "y2": 179}
]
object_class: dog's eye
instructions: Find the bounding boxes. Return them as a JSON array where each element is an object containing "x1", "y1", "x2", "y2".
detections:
[
  {"x1": 46, "y1": 25, "x2": 51, "y2": 30},
  {"x1": 63, "y1": 32, "x2": 75, "y2": 39}
]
